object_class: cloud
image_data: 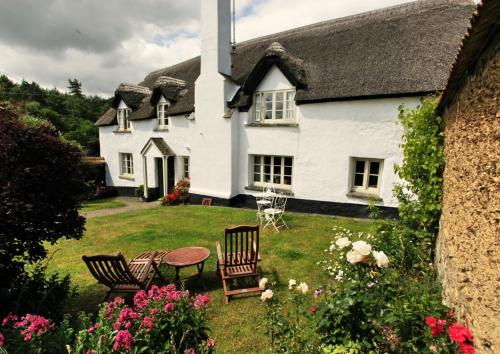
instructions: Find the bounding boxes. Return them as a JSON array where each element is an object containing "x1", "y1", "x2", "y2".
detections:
[{"x1": 0, "y1": 0, "x2": 421, "y2": 96}]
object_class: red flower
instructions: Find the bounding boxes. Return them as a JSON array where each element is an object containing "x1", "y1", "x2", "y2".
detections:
[
  {"x1": 140, "y1": 316, "x2": 154, "y2": 331},
  {"x1": 308, "y1": 306, "x2": 317, "y2": 314},
  {"x1": 2, "y1": 313, "x2": 18, "y2": 326},
  {"x1": 459, "y1": 344, "x2": 475, "y2": 354},
  {"x1": 193, "y1": 294, "x2": 210, "y2": 309},
  {"x1": 425, "y1": 316, "x2": 446, "y2": 337},
  {"x1": 164, "y1": 303, "x2": 175, "y2": 313},
  {"x1": 448, "y1": 322, "x2": 473, "y2": 345}
]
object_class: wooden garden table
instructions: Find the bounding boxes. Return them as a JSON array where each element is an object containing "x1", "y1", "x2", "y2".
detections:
[{"x1": 163, "y1": 246, "x2": 210, "y2": 283}]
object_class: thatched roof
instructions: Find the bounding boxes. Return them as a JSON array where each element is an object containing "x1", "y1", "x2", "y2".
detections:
[
  {"x1": 437, "y1": 0, "x2": 500, "y2": 114},
  {"x1": 97, "y1": 0, "x2": 475, "y2": 126}
]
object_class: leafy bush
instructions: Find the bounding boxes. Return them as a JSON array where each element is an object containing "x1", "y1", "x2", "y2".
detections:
[
  {"x1": 134, "y1": 185, "x2": 144, "y2": 198},
  {"x1": 260, "y1": 278, "x2": 320, "y2": 353},
  {"x1": 0, "y1": 284, "x2": 215, "y2": 354},
  {"x1": 0, "y1": 108, "x2": 85, "y2": 318},
  {"x1": 160, "y1": 179, "x2": 190, "y2": 206}
]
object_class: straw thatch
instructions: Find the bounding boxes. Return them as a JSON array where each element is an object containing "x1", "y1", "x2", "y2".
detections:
[
  {"x1": 437, "y1": 0, "x2": 500, "y2": 113},
  {"x1": 97, "y1": 0, "x2": 475, "y2": 126}
]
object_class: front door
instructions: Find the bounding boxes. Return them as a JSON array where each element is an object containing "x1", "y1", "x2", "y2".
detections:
[
  {"x1": 167, "y1": 156, "x2": 175, "y2": 192},
  {"x1": 155, "y1": 158, "x2": 164, "y2": 197}
]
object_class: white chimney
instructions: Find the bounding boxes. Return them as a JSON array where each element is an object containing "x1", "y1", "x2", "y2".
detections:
[{"x1": 200, "y1": 0, "x2": 232, "y2": 76}]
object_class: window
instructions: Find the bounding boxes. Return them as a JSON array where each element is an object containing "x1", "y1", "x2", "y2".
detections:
[
  {"x1": 120, "y1": 153, "x2": 134, "y2": 176},
  {"x1": 254, "y1": 90, "x2": 296, "y2": 122},
  {"x1": 117, "y1": 108, "x2": 131, "y2": 131},
  {"x1": 351, "y1": 158, "x2": 382, "y2": 194},
  {"x1": 157, "y1": 103, "x2": 168, "y2": 128},
  {"x1": 182, "y1": 156, "x2": 190, "y2": 179},
  {"x1": 252, "y1": 155, "x2": 293, "y2": 188}
]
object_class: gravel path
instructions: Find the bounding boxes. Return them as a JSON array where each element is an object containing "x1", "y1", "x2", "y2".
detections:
[{"x1": 82, "y1": 197, "x2": 159, "y2": 219}]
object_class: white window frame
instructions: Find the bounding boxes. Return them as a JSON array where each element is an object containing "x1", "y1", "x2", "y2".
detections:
[
  {"x1": 119, "y1": 153, "x2": 134, "y2": 177},
  {"x1": 252, "y1": 155, "x2": 293, "y2": 189},
  {"x1": 254, "y1": 90, "x2": 296, "y2": 123},
  {"x1": 157, "y1": 103, "x2": 169, "y2": 129},
  {"x1": 351, "y1": 158, "x2": 383, "y2": 195},
  {"x1": 182, "y1": 156, "x2": 190, "y2": 179},
  {"x1": 117, "y1": 108, "x2": 131, "y2": 131}
]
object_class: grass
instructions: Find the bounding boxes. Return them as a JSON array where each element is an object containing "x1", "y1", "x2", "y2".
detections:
[
  {"x1": 81, "y1": 197, "x2": 127, "y2": 212},
  {"x1": 47, "y1": 205, "x2": 376, "y2": 353}
]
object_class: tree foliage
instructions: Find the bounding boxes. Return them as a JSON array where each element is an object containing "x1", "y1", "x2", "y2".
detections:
[
  {"x1": 0, "y1": 108, "x2": 86, "y2": 315},
  {"x1": 0, "y1": 75, "x2": 110, "y2": 155}
]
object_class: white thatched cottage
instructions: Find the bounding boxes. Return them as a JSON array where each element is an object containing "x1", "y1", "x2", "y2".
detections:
[{"x1": 96, "y1": 0, "x2": 474, "y2": 217}]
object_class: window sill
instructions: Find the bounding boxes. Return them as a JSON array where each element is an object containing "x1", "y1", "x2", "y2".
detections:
[
  {"x1": 119, "y1": 175, "x2": 135, "y2": 181},
  {"x1": 346, "y1": 191, "x2": 382, "y2": 202},
  {"x1": 245, "y1": 122, "x2": 298, "y2": 128},
  {"x1": 113, "y1": 130, "x2": 131, "y2": 134},
  {"x1": 153, "y1": 127, "x2": 169, "y2": 132},
  {"x1": 244, "y1": 185, "x2": 294, "y2": 196}
]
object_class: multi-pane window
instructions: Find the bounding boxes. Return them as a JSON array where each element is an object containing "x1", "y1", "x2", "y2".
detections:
[
  {"x1": 120, "y1": 153, "x2": 134, "y2": 176},
  {"x1": 117, "y1": 108, "x2": 131, "y2": 131},
  {"x1": 157, "y1": 103, "x2": 168, "y2": 128},
  {"x1": 254, "y1": 90, "x2": 296, "y2": 122},
  {"x1": 253, "y1": 155, "x2": 293, "y2": 188},
  {"x1": 351, "y1": 158, "x2": 382, "y2": 193},
  {"x1": 183, "y1": 156, "x2": 190, "y2": 179}
]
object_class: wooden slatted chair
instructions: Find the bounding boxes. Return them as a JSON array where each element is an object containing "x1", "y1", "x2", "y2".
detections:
[
  {"x1": 82, "y1": 251, "x2": 169, "y2": 302},
  {"x1": 216, "y1": 225, "x2": 262, "y2": 303}
]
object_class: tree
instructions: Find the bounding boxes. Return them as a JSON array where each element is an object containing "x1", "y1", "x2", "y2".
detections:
[
  {"x1": 0, "y1": 107, "x2": 86, "y2": 314},
  {"x1": 67, "y1": 78, "x2": 83, "y2": 97}
]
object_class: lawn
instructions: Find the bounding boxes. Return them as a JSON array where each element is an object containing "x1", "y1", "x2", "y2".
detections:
[
  {"x1": 47, "y1": 205, "x2": 376, "y2": 353},
  {"x1": 81, "y1": 197, "x2": 127, "y2": 212}
]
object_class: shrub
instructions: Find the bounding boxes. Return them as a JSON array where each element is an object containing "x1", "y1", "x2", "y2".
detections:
[
  {"x1": 0, "y1": 284, "x2": 215, "y2": 354},
  {"x1": 72, "y1": 284, "x2": 214, "y2": 353},
  {"x1": 160, "y1": 179, "x2": 190, "y2": 206},
  {"x1": 0, "y1": 109, "x2": 86, "y2": 318},
  {"x1": 134, "y1": 185, "x2": 144, "y2": 198}
]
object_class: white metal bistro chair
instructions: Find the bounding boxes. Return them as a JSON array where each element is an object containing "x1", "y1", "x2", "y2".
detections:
[
  {"x1": 263, "y1": 194, "x2": 288, "y2": 232},
  {"x1": 256, "y1": 187, "x2": 275, "y2": 224}
]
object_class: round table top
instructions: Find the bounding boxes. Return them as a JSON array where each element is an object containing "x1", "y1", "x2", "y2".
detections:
[{"x1": 164, "y1": 247, "x2": 210, "y2": 267}]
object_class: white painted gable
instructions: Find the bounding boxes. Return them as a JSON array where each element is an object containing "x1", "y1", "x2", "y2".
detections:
[
  {"x1": 158, "y1": 95, "x2": 169, "y2": 105},
  {"x1": 117, "y1": 99, "x2": 129, "y2": 109},
  {"x1": 255, "y1": 65, "x2": 294, "y2": 92}
]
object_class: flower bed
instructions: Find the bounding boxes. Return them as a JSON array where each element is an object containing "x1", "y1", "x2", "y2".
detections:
[
  {"x1": 160, "y1": 179, "x2": 190, "y2": 206},
  {"x1": 0, "y1": 284, "x2": 215, "y2": 354}
]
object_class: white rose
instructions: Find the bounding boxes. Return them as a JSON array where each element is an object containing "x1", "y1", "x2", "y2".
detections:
[
  {"x1": 259, "y1": 277, "x2": 268, "y2": 290},
  {"x1": 351, "y1": 241, "x2": 372, "y2": 256},
  {"x1": 260, "y1": 289, "x2": 273, "y2": 301},
  {"x1": 372, "y1": 250, "x2": 389, "y2": 268},
  {"x1": 346, "y1": 249, "x2": 364, "y2": 264},
  {"x1": 329, "y1": 244, "x2": 336, "y2": 252},
  {"x1": 335, "y1": 270, "x2": 344, "y2": 281},
  {"x1": 335, "y1": 237, "x2": 351, "y2": 249},
  {"x1": 288, "y1": 279, "x2": 297, "y2": 289},
  {"x1": 296, "y1": 282, "x2": 309, "y2": 294}
]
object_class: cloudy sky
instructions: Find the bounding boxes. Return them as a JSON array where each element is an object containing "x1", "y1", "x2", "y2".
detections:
[{"x1": 0, "y1": 0, "x2": 422, "y2": 97}]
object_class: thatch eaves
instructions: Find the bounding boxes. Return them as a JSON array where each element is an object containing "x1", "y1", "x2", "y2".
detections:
[
  {"x1": 97, "y1": 0, "x2": 475, "y2": 126},
  {"x1": 111, "y1": 83, "x2": 152, "y2": 109},
  {"x1": 437, "y1": 0, "x2": 500, "y2": 114},
  {"x1": 150, "y1": 76, "x2": 188, "y2": 106}
]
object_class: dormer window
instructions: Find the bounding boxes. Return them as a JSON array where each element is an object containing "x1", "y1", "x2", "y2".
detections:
[
  {"x1": 157, "y1": 96, "x2": 169, "y2": 129},
  {"x1": 117, "y1": 108, "x2": 131, "y2": 131},
  {"x1": 254, "y1": 90, "x2": 296, "y2": 123}
]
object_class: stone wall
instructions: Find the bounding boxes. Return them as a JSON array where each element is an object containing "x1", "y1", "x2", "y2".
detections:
[{"x1": 436, "y1": 42, "x2": 499, "y2": 352}]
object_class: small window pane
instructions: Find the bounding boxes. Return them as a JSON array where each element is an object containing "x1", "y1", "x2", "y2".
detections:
[
  {"x1": 369, "y1": 162, "x2": 380, "y2": 175},
  {"x1": 284, "y1": 176, "x2": 292, "y2": 185},
  {"x1": 355, "y1": 160, "x2": 365, "y2": 174},
  {"x1": 284, "y1": 157, "x2": 293, "y2": 167},
  {"x1": 354, "y1": 173, "x2": 364, "y2": 186},
  {"x1": 368, "y1": 175, "x2": 378, "y2": 188},
  {"x1": 284, "y1": 166, "x2": 292, "y2": 175},
  {"x1": 264, "y1": 156, "x2": 271, "y2": 165},
  {"x1": 254, "y1": 173, "x2": 261, "y2": 182}
]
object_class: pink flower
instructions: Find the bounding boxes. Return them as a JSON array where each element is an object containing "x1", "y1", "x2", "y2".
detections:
[
  {"x1": 194, "y1": 294, "x2": 211, "y2": 309},
  {"x1": 140, "y1": 316, "x2": 154, "y2": 331},
  {"x1": 2, "y1": 313, "x2": 18, "y2": 326},
  {"x1": 0, "y1": 332, "x2": 4, "y2": 347},
  {"x1": 87, "y1": 326, "x2": 95, "y2": 334},
  {"x1": 164, "y1": 303, "x2": 174, "y2": 313},
  {"x1": 184, "y1": 348, "x2": 195, "y2": 354},
  {"x1": 133, "y1": 290, "x2": 149, "y2": 310},
  {"x1": 429, "y1": 345, "x2": 437, "y2": 352},
  {"x1": 448, "y1": 322, "x2": 473, "y2": 345},
  {"x1": 167, "y1": 291, "x2": 183, "y2": 301},
  {"x1": 113, "y1": 330, "x2": 134, "y2": 352},
  {"x1": 206, "y1": 338, "x2": 215, "y2": 348},
  {"x1": 425, "y1": 316, "x2": 446, "y2": 337},
  {"x1": 23, "y1": 333, "x2": 32, "y2": 341},
  {"x1": 18, "y1": 314, "x2": 53, "y2": 341},
  {"x1": 459, "y1": 344, "x2": 475, "y2": 354},
  {"x1": 308, "y1": 306, "x2": 317, "y2": 314},
  {"x1": 148, "y1": 285, "x2": 160, "y2": 299},
  {"x1": 313, "y1": 289, "x2": 321, "y2": 298},
  {"x1": 448, "y1": 311, "x2": 456, "y2": 318},
  {"x1": 150, "y1": 308, "x2": 159, "y2": 316}
]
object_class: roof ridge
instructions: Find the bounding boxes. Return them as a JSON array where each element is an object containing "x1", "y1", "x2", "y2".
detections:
[{"x1": 236, "y1": 0, "x2": 474, "y2": 49}]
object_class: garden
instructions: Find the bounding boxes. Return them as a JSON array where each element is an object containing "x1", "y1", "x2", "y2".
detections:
[{"x1": 0, "y1": 100, "x2": 476, "y2": 353}]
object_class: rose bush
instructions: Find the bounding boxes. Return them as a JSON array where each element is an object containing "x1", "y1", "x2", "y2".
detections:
[{"x1": 160, "y1": 179, "x2": 190, "y2": 206}]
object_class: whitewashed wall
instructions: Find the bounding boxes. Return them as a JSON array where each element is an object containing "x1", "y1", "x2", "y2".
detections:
[{"x1": 99, "y1": 110, "x2": 194, "y2": 192}]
